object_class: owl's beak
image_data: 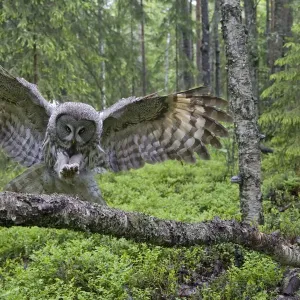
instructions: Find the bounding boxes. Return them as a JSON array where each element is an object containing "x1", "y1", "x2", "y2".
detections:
[{"x1": 72, "y1": 139, "x2": 76, "y2": 145}]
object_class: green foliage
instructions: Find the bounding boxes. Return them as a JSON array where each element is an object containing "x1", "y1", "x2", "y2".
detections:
[
  {"x1": 261, "y1": 161, "x2": 300, "y2": 237},
  {"x1": 0, "y1": 0, "x2": 298, "y2": 298},
  {"x1": 260, "y1": 22, "x2": 300, "y2": 171},
  {"x1": 202, "y1": 252, "x2": 282, "y2": 300},
  {"x1": 100, "y1": 151, "x2": 240, "y2": 222},
  {"x1": 0, "y1": 152, "x2": 291, "y2": 299},
  {"x1": 0, "y1": 0, "x2": 198, "y2": 108}
]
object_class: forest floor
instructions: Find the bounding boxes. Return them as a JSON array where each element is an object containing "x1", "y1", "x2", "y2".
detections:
[{"x1": 0, "y1": 148, "x2": 299, "y2": 299}]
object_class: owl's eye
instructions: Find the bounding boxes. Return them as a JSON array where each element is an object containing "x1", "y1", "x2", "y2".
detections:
[
  {"x1": 78, "y1": 128, "x2": 85, "y2": 135},
  {"x1": 65, "y1": 126, "x2": 72, "y2": 133}
]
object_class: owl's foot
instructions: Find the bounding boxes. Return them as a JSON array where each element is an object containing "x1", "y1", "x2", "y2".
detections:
[{"x1": 59, "y1": 163, "x2": 79, "y2": 179}]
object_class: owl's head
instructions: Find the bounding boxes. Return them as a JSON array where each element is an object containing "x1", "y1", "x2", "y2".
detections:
[
  {"x1": 47, "y1": 102, "x2": 102, "y2": 150},
  {"x1": 56, "y1": 114, "x2": 96, "y2": 147}
]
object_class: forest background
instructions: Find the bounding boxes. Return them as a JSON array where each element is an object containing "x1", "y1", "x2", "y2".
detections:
[{"x1": 0, "y1": 0, "x2": 300, "y2": 299}]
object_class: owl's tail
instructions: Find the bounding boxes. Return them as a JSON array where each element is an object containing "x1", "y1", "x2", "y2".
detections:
[{"x1": 5, "y1": 163, "x2": 47, "y2": 194}]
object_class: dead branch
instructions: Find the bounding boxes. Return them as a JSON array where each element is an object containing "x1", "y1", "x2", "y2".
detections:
[{"x1": 0, "y1": 191, "x2": 299, "y2": 267}]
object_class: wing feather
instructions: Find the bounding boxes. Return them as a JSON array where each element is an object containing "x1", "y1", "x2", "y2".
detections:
[
  {"x1": 98, "y1": 87, "x2": 231, "y2": 172},
  {"x1": 5, "y1": 163, "x2": 46, "y2": 194},
  {"x1": 0, "y1": 66, "x2": 53, "y2": 166}
]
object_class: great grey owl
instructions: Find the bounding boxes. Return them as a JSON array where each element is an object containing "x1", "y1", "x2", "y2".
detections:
[{"x1": 0, "y1": 65, "x2": 231, "y2": 205}]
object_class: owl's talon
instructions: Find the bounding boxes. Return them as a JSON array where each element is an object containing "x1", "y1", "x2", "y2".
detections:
[{"x1": 59, "y1": 163, "x2": 79, "y2": 179}]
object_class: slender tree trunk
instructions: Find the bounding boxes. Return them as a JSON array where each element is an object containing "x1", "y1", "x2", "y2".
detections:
[
  {"x1": 100, "y1": 42, "x2": 106, "y2": 109},
  {"x1": 140, "y1": 0, "x2": 146, "y2": 95},
  {"x1": 266, "y1": 0, "x2": 271, "y2": 68},
  {"x1": 271, "y1": 0, "x2": 275, "y2": 31},
  {"x1": 175, "y1": 1, "x2": 179, "y2": 91},
  {"x1": 98, "y1": 2, "x2": 106, "y2": 109},
  {"x1": 201, "y1": 0, "x2": 210, "y2": 87},
  {"x1": 130, "y1": 7, "x2": 135, "y2": 96},
  {"x1": 189, "y1": 0, "x2": 194, "y2": 66},
  {"x1": 213, "y1": 0, "x2": 221, "y2": 97},
  {"x1": 244, "y1": 0, "x2": 259, "y2": 113},
  {"x1": 268, "y1": 0, "x2": 293, "y2": 74},
  {"x1": 33, "y1": 35, "x2": 38, "y2": 84},
  {"x1": 164, "y1": 31, "x2": 171, "y2": 92},
  {"x1": 221, "y1": 0, "x2": 263, "y2": 224},
  {"x1": 181, "y1": 0, "x2": 193, "y2": 89},
  {"x1": 196, "y1": 0, "x2": 202, "y2": 85}
]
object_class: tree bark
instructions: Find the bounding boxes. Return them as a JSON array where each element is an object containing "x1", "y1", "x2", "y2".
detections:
[
  {"x1": 140, "y1": 0, "x2": 146, "y2": 95},
  {"x1": 268, "y1": 0, "x2": 293, "y2": 74},
  {"x1": 212, "y1": 0, "x2": 221, "y2": 97},
  {"x1": 164, "y1": 31, "x2": 171, "y2": 92},
  {"x1": 201, "y1": 0, "x2": 210, "y2": 87},
  {"x1": 98, "y1": 1, "x2": 106, "y2": 109},
  {"x1": 221, "y1": 0, "x2": 263, "y2": 224},
  {"x1": 266, "y1": 0, "x2": 271, "y2": 67},
  {"x1": 0, "y1": 192, "x2": 300, "y2": 266},
  {"x1": 175, "y1": 0, "x2": 179, "y2": 91},
  {"x1": 244, "y1": 0, "x2": 259, "y2": 112},
  {"x1": 189, "y1": 0, "x2": 194, "y2": 66},
  {"x1": 181, "y1": 0, "x2": 193, "y2": 89},
  {"x1": 130, "y1": 3, "x2": 135, "y2": 96},
  {"x1": 196, "y1": 0, "x2": 202, "y2": 85},
  {"x1": 33, "y1": 35, "x2": 38, "y2": 84}
]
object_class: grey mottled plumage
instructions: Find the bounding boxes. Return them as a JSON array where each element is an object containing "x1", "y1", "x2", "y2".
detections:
[{"x1": 0, "y1": 65, "x2": 231, "y2": 205}]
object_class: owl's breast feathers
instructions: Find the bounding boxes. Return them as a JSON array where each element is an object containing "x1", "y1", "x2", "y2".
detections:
[{"x1": 43, "y1": 137, "x2": 102, "y2": 172}]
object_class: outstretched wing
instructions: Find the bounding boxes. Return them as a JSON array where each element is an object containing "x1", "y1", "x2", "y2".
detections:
[
  {"x1": 0, "y1": 66, "x2": 53, "y2": 166},
  {"x1": 98, "y1": 87, "x2": 232, "y2": 172}
]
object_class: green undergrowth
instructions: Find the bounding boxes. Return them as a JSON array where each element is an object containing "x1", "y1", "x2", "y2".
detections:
[
  {"x1": 261, "y1": 154, "x2": 300, "y2": 238},
  {"x1": 101, "y1": 156, "x2": 240, "y2": 222},
  {"x1": 0, "y1": 150, "x2": 298, "y2": 299}
]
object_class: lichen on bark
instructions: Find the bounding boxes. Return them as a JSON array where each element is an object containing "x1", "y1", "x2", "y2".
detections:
[
  {"x1": 0, "y1": 192, "x2": 300, "y2": 266},
  {"x1": 220, "y1": 0, "x2": 263, "y2": 224}
]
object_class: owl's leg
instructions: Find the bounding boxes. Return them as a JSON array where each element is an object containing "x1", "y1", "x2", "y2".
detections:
[
  {"x1": 80, "y1": 176, "x2": 106, "y2": 205},
  {"x1": 54, "y1": 151, "x2": 68, "y2": 175},
  {"x1": 69, "y1": 153, "x2": 82, "y2": 164},
  {"x1": 54, "y1": 151, "x2": 80, "y2": 179},
  {"x1": 65, "y1": 173, "x2": 106, "y2": 205}
]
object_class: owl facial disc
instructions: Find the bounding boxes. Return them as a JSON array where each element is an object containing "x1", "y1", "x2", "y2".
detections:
[{"x1": 56, "y1": 114, "x2": 96, "y2": 148}]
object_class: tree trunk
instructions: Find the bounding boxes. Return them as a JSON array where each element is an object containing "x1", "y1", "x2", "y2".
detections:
[
  {"x1": 181, "y1": 0, "x2": 193, "y2": 89},
  {"x1": 140, "y1": 0, "x2": 146, "y2": 95},
  {"x1": 266, "y1": 0, "x2": 271, "y2": 67},
  {"x1": 271, "y1": 0, "x2": 275, "y2": 31},
  {"x1": 268, "y1": 0, "x2": 293, "y2": 74},
  {"x1": 98, "y1": 1, "x2": 106, "y2": 109},
  {"x1": 175, "y1": 0, "x2": 179, "y2": 91},
  {"x1": 213, "y1": 0, "x2": 221, "y2": 97},
  {"x1": 201, "y1": 0, "x2": 210, "y2": 87},
  {"x1": 100, "y1": 42, "x2": 106, "y2": 109},
  {"x1": 33, "y1": 35, "x2": 38, "y2": 84},
  {"x1": 130, "y1": 3, "x2": 135, "y2": 96},
  {"x1": 0, "y1": 192, "x2": 300, "y2": 266},
  {"x1": 164, "y1": 31, "x2": 171, "y2": 92},
  {"x1": 189, "y1": 0, "x2": 194, "y2": 65},
  {"x1": 221, "y1": 0, "x2": 263, "y2": 224},
  {"x1": 244, "y1": 0, "x2": 259, "y2": 112},
  {"x1": 196, "y1": 0, "x2": 202, "y2": 85}
]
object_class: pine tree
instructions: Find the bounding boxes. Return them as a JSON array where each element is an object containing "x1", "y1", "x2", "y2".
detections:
[{"x1": 261, "y1": 27, "x2": 300, "y2": 169}]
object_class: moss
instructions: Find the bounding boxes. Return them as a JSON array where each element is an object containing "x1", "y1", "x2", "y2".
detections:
[{"x1": 0, "y1": 151, "x2": 293, "y2": 298}]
